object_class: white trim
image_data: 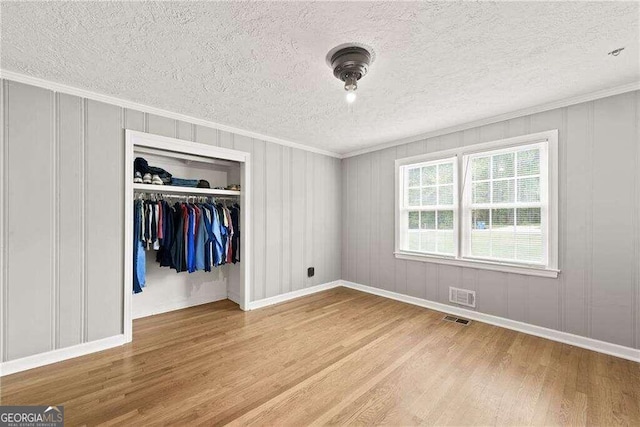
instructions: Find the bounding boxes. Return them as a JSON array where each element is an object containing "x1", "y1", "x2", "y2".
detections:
[
  {"x1": 342, "y1": 82, "x2": 640, "y2": 158},
  {"x1": 340, "y1": 281, "x2": 640, "y2": 363},
  {"x1": 246, "y1": 281, "x2": 341, "y2": 310},
  {"x1": 2, "y1": 280, "x2": 636, "y2": 376},
  {"x1": 398, "y1": 156, "x2": 459, "y2": 256},
  {"x1": 394, "y1": 252, "x2": 559, "y2": 278},
  {"x1": 0, "y1": 69, "x2": 341, "y2": 159},
  {"x1": 240, "y1": 156, "x2": 251, "y2": 311},
  {"x1": 461, "y1": 140, "x2": 551, "y2": 267},
  {"x1": 394, "y1": 130, "x2": 559, "y2": 276},
  {"x1": 128, "y1": 129, "x2": 249, "y2": 162},
  {"x1": 3, "y1": 70, "x2": 638, "y2": 160},
  {"x1": 132, "y1": 183, "x2": 241, "y2": 197},
  {"x1": 0, "y1": 79, "x2": 6, "y2": 362},
  {"x1": 134, "y1": 146, "x2": 238, "y2": 167},
  {"x1": 124, "y1": 131, "x2": 252, "y2": 342},
  {"x1": 0, "y1": 334, "x2": 126, "y2": 377},
  {"x1": 395, "y1": 132, "x2": 555, "y2": 167},
  {"x1": 132, "y1": 291, "x2": 229, "y2": 320},
  {"x1": 124, "y1": 130, "x2": 133, "y2": 342}
]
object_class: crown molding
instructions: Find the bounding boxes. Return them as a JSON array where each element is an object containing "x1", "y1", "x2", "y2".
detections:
[
  {"x1": 3, "y1": 69, "x2": 638, "y2": 160},
  {"x1": 0, "y1": 69, "x2": 342, "y2": 159},
  {"x1": 342, "y1": 81, "x2": 640, "y2": 158}
]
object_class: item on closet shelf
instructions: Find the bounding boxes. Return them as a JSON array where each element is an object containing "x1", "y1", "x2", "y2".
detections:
[
  {"x1": 197, "y1": 180, "x2": 210, "y2": 188},
  {"x1": 213, "y1": 186, "x2": 224, "y2": 190},
  {"x1": 151, "y1": 174, "x2": 164, "y2": 185},
  {"x1": 134, "y1": 171, "x2": 143, "y2": 183},
  {"x1": 226, "y1": 184, "x2": 240, "y2": 191},
  {"x1": 143, "y1": 173, "x2": 152, "y2": 184},
  {"x1": 170, "y1": 178, "x2": 199, "y2": 187},
  {"x1": 134, "y1": 157, "x2": 173, "y2": 184},
  {"x1": 134, "y1": 157, "x2": 149, "y2": 174}
]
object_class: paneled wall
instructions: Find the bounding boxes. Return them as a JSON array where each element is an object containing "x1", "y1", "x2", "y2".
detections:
[
  {"x1": 0, "y1": 79, "x2": 342, "y2": 362},
  {"x1": 342, "y1": 90, "x2": 640, "y2": 350}
]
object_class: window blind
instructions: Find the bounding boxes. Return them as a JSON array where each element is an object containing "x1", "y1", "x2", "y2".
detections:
[{"x1": 463, "y1": 143, "x2": 547, "y2": 265}]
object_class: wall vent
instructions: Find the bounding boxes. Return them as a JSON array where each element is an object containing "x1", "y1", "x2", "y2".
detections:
[
  {"x1": 449, "y1": 287, "x2": 476, "y2": 308},
  {"x1": 442, "y1": 315, "x2": 471, "y2": 326}
]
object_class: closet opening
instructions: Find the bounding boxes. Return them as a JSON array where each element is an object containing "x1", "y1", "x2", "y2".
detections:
[{"x1": 123, "y1": 130, "x2": 251, "y2": 343}]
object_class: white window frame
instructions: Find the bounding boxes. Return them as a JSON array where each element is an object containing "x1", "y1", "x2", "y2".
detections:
[
  {"x1": 398, "y1": 156, "x2": 459, "y2": 257},
  {"x1": 395, "y1": 130, "x2": 559, "y2": 278}
]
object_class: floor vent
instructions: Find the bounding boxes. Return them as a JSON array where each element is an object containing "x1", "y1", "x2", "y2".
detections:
[
  {"x1": 443, "y1": 315, "x2": 471, "y2": 326},
  {"x1": 449, "y1": 286, "x2": 476, "y2": 308}
]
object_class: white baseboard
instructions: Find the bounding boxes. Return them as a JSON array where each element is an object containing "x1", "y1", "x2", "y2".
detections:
[
  {"x1": 0, "y1": 334, "x2": 126, "y2": 377},
  {"x1": 247, "y1": 280, "x2": 341, "y2": 310},
  {"x1": 4, "y1": 279, "x2": 635, "y2": 377},
  {"x1": 340, "y1": 281, "x2": 640, "y2": 363},
  {"x1": 132, "y1": 291, "x2": 229, "y2": 319}
]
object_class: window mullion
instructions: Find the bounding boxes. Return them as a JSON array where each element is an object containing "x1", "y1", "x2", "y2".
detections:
[
  {"x1": 457, "y1": 155, "x2": 465, "y2": 260},
  {"x1": 513, "y1": 205, "x2": 518, "y2": 261},
  {"x1": 468, "y1": 202, "x2": 542, "y2": 210}
]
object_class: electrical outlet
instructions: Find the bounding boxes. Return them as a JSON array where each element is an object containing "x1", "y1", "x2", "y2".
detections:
[{"x1": 307, "y1": 267, "x2": 315, "y2": 277}]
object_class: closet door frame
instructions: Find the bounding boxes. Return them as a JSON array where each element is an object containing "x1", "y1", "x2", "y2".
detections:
[{"x1": 124, "y1": 130, "x2": 251, "y2": 343}]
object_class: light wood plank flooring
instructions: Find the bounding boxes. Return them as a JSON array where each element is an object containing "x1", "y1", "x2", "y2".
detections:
[{"x1": 1, "y1": 287, "x2": 639, "y2": 426}]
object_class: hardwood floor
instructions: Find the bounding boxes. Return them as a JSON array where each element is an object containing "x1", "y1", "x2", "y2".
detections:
[{"x1": 1, "y1": 287, "x2": 639, "y2": 426}]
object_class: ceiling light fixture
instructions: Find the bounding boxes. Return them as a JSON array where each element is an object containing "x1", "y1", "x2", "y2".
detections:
[{"x1": 327, "y1": 45, "x2": 373, "y2": 104}]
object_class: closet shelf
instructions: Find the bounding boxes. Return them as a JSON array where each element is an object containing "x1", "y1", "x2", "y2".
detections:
[{"x1": 133, "y1": 183, "x2": 241, "y2": 196}]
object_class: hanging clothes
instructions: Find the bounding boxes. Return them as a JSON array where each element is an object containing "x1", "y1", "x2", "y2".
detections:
[
  {"x1": 195, "y1": 205, "x2": 207, "y2": 271},
  {"x1": 133, "y1": 200, "x2": 145, "y2": 294},
  {"x1": 216, "y1": 204, "x2": 228, "y2": 266},
  {"x1": 230, "y1": 204, "x2": 240, "y2": 263},
  {"x1": 225, "y1": 206, "x2": 234, "y2": 264},
  {"x1": 208, "y1": 203, "x2": 224, "y2": 267},
  {"x1": 132, "y1": 196, "x2": 240, "y2": 293},
  {"x1": 156, "y1": 200, "x2": 175, "y2": 268},
  {"x1": 171, "y1": 202, "x2": 186, "y2": 273}
]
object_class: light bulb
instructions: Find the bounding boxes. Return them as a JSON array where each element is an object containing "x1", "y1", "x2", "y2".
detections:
[
  {"x1": 346, "y1": 90, "x2": 357, "y2": 103},
  {"x1": 344, "y1": 73, "x2": 358, "y2": 103}
]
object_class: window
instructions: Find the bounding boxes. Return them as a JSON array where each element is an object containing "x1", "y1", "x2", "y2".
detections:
[
  {"x1": 395, "y1": 130, "x2": 558, "y2": 277},
  {"x1": 463, "y1": 142, "x2": 548, "y2": 265},
  {"x1": 399, "y1": 157, "x2": 457, "y2": 256}
]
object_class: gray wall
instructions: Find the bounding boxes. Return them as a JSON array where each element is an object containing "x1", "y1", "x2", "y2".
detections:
[
  {"x1": 342, "y1": 90, "x2": 640, "y2": 350},
  {"x1": 1, "y1": 77, "x2": 637, "y2": 363},
  {"x1": 0, "y1": 79, "x2": 342, "y2": 362}
]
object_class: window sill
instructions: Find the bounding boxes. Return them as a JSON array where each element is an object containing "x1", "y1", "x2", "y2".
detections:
[{"x1": 394, "y1": 252, "x2": 559, "y2": 278}]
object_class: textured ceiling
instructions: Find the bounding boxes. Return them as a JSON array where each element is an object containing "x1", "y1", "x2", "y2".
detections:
[{"x1": 1, "y1": 1, "x2": 638, "y2": 154}]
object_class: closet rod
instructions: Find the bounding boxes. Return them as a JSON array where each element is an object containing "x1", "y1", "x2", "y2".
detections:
[{"x1": 134, "y1": 192, "x2": 239, "y2": 202}]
